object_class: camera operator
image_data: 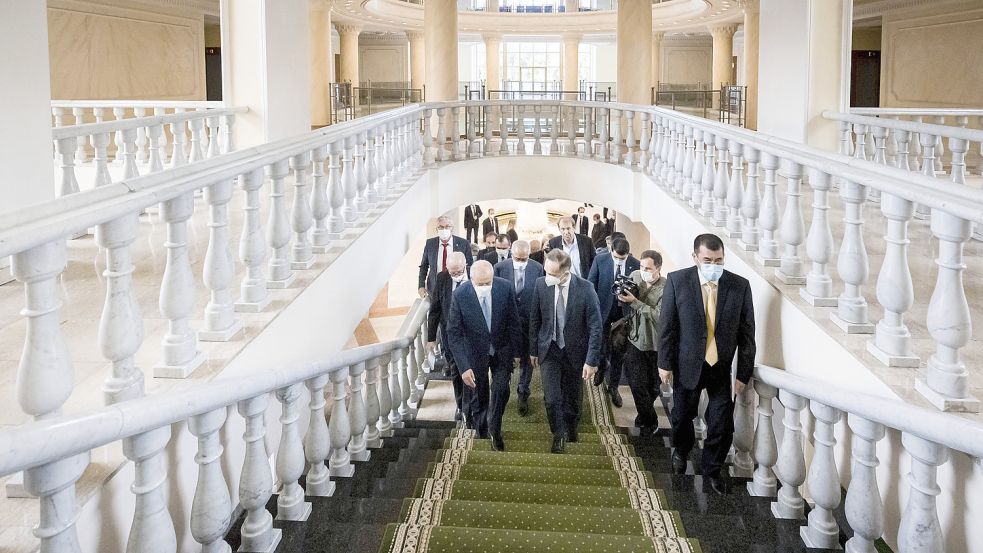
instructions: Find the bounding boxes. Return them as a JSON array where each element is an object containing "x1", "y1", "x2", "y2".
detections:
[
  {"x1": 617, "y1": 250, "x2": 666, "y2": 436},
  {"x1": 587, "y1": 237, "x2": 639, "y2": 407}
]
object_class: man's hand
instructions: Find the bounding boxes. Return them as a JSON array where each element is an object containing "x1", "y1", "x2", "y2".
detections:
[
  {"x1": 418, "y1": 287, "x2": 428, "y2": 299},
  {"x1": 427, "y1": 341, "x2": 437, "y2": 353},
  {"x1": 733, "y1": 379, "x2": 747, "y2": 397},
  {"x1": 513, "y1": 358, "x2": 521, "y2": 370},
  {"x1": 582, "y1": 364, "x2": 597, "y2": 381},
  {"x1": 461, "y1": 369, "x2": 476, "y2": 388},
  {"x1": 618, "y1": 291, "x2": 637, "y2": 303},
  {"x1": 530, "y1": 356, "x2": 539, "y2": 369},
  {"x1": 658, "y1": 368, "x2": 673, "y2": 386}
]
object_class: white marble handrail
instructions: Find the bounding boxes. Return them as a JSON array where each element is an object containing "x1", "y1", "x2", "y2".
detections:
[{"x1": 0, "y1": 298, "x2": 429, "y2": 552}]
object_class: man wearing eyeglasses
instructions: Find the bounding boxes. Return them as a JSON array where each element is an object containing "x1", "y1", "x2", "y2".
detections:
[
  {"x1": 658, "y1": 233, "x2": 756, "y2": 496},
  {"x1": 419, "y1": 216, "x2": 474, "y2": 298}
]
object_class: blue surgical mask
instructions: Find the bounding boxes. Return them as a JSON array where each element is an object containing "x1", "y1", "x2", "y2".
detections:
[{"x1": 699, "y1": 263, "x2": 724, "y2": 283}]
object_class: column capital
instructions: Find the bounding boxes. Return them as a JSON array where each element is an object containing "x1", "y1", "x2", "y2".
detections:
[
  {"x1": 481, "y1": 32, "x2": 503, "y2": 44},
  {"x1": 406, "y1": 31, "x2": 425, "y2": 42},
  {"x1": 739, "y1": 0, "x2": 760, "y2": 14},
  {"x1": 310, "y1": 0, "x2": 333, "y2": 12},
  {"x1": 562, "y1": 32, "x2": 582, "y2": 43},
  {"x1": 335, "y1": 22, "x2": 362, "y2": 36},
  {"x1": 652, "y1": 31, "x2": 665, "y2": 42},
  {"x1": 708, "y1": 23, "x2": 739, "y2": 39}
]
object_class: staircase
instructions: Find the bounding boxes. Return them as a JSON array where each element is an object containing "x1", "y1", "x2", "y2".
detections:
[{"x1": 226, "y1": 371, "x2": 848, "y2": 553}]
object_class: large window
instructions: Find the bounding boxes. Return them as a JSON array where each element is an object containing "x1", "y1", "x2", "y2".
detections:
[
  {"x1": 503, "y1": 41, "x2": 561, "y2": 94},
  {"x1": 578, "y1": 43, "x2": 597, "y2": 86}
]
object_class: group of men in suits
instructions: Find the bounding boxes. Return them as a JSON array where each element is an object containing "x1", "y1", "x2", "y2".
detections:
[{"x1": 421, "y1": 214, "x2": 756, "y2": 493}]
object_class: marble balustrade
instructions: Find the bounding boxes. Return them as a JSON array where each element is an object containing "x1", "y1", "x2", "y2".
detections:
[{"x1": 0, "y1": 299, "x2": 429, "y2": 553}]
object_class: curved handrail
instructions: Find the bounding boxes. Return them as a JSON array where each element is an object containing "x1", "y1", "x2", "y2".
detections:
[
  {"x1": 823, "y1": 110, "x2": 983, "y2": 143},
  {"x1": 851, "y1": 107, "x2": 983, "y2": 118},
  {"x1": 0, "y1": 299, "x2": 429, "y2": 477},
  {"x1": 51, "y1": 100, "x2": 227, "y2": 110},
  {"x1": 50, "y1": 107, "x2": 249, "y2": 140},
  {"x1": 754, "y1": 365, "x2": 983, "y2": 459}
]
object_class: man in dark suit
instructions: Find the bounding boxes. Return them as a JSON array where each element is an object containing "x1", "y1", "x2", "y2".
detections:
[
  {"x1": 480, "y1": 234, "x2": 512, "y2": 265},
  {"x1": 505, "y1": 220, "x2": 519, "y2": 244},
  {"x1": 529, "y1": 249, "x2": 602, "y2": 454},
  {"x1": 426, "y1": 252, "x2": 470, "y2": 418},
  {"x1": 548, "y1": 216, "x2": 596, "y2": 280},
  {"x1": 590, "y1": 213, "x2": 609, "y2": 248},
  {"x1": 418, "y1": 216, "x2": 474, "y2": 298},
  {"x1": 463, "y1": 203, "x2": 483, "y2": 244},
  {"x1": 572, "y1": 206, "x2": 590, "y2": 235},
  {"x1": 587, "y1": 238, "x2": 641, "y2": 407},
  {"x1": 477, "y1": 231, "x2": 498, "y2": 260},
  {"x1": 659, "y1": 233, "x2": 756, "y2": 495},
  {"x1": 494, "y1": 240, "x2": 545, "y2": 416},
  {"x1": 482, "y1": 208, "x2": 501, "y2": 237},
  {"x1": 529, "y1": 239, "x2": 545, "y2": 265},
  {"x1": 447, "y1": 261, "x2": 523, "y2": 451}
]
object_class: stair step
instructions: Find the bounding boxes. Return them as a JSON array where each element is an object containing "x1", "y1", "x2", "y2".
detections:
[
  {"x1": 442, "y1": 437, "x2": 634, "y2": 456},
  {"x1": 380, "y1": 524, "x2": 700, "y2": 553},
  {"x1": 423, "y1": 461, "x2": 655, "y2": 488},
  {"x1": 434, "y1": 449, "x2": 643, "y2": 470},
  {"x1": 412, "y1": 478, "x2": 670, "y2": 509}
]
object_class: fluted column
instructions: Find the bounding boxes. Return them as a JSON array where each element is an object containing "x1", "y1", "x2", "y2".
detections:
[
  {"x1": 337, "y1": 23, "x2": 362, "y2": 87},
  {"x1": 710, "y1": 24, "x2": 737, "y2": 88},
  {"x1": 408, "y1": 32, "x2": 426, "y2": 91},
  {"x1": 425, "y1": 0, "x2": 459, "y2": 102},
  {"x1": 562, "y1": 33, "x2": 581, "y2": 97},
  {"x1": 484, "y1": 33, "x2": 502, "y2": 92},
  {"x1": 617, "y1": 2, "x2": 652, "y2": 105},
  {"x1": 651, "y1": 32, "x2": 664, "y2": 92},
  {"x1": 741, "y1": 0, "x2": 760, "y2": 129},
  {"x1": 310, "y1": 0, "x2": 335, "y2": 126}
]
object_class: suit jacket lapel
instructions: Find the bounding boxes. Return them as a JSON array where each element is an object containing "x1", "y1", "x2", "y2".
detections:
[
  {"x1": 714, "y1": 271, "x2": 730, "y2": 327},
  {"x1": 689, "y1": 267, "x2": 707, "y2": 330}
]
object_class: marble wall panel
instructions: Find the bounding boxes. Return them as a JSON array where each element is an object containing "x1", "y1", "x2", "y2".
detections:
[{"x1": 663, "y1": 46, "x2": 712, "y2": 86}]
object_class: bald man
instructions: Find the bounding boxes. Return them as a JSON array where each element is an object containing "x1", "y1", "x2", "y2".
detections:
[
  {"x1": 427, "y1": 252, "x2": 470, "y2": 418},
  {"x1": 447, "y1": 261, "x2": 523, "y2": 451}
]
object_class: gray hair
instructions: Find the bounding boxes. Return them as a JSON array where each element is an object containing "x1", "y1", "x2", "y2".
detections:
[
  {"x1": 511, "y1": 240, "x2": 531, "y2": 255},
  {"x1": 437, "y1": 215, "x2": 453, "y2": 227}
]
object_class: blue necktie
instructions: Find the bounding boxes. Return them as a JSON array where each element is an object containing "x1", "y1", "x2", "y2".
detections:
[
  {"x1": 480, "y1": 293, "x2": 494, "y2": 355},
  {"x1": 554, "y1": 286, "x2": 566, "y2": 349},
  {"x1": 516, "y1": 267, "x2": 524, "y2": 293}
]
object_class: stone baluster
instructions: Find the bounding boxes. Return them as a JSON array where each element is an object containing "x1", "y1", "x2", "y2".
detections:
[
  {"x1": 188, "y1": 408, "x2": 232, "y2": 553},
  {"x1": 326, "y1": 141, "x2": 346, "y2": 239},
  {"x1": 623, "y1": 110, "x2": 635, "y2": 165},
  {"x1": 658, "y1": 120, "x2": 673, "y2": 186},
  {"x1": 914, "y1": 131, "x2": 939, "y2": 219},
  {"x1": 776, "y1": 161, "x2": 806, "y2": 284},
  {"x1": 853, "y1": 123, "x2": 868, "y2": 161},
  {"x1": 932, "y1": 116, "x2": 946, "y2": 174},
  {"x1": 378, "y1": 126, "x2": 393, "y2": 196},
  {"x1": 205, "y1": 115, "x2": 221, "y2": 159},
  {"x1": 515, "y1": 105, "x2": 527, "y2": 155},
  {"x1": 583, "y1": 107, "x2": 594, "y2": 159},
  {"x1": 594, "y1": 107, "x2": 607, "y2": 160},
  {"x1": 55, "y1": 137, "x2": 80, "y2": 198},
  {"x1": 120, "y1": 128, "x2": 141, "y2": 181},
  {"x1": 353, "y1": 135, "x2": 368, "y2": 214},
  {"x1": 147, "y1": 124, "x2": 165, "y2": 174},
  {"x1": 199, "y1": 178, "x2": 243, "y2": 341},
  {"x1": 152, "y1": 108, "x2": 170, "y2": 165},
  {"x1": 311, "y1": 144, "x2": 332, "y2": 253},
  {"x1": 671, "y1": 123, "x2": 686, "y2": 195},
  {"x1": 289, "y1": 152, "x2": 315, "y2": 269},
  {"x1": 389, "y1": 349, "x2": 405, "y2": 428},
  {"x1": 867, "y1": 125, "x2": 891, "y2": 204},
  {"x1": 422, "y1": 108, "x2": 435, "y2": 166},
  {"x1": 363, "y1": 130, "x2": 379, "y2": 205},
  {"x1": 450, "y1": 107, "x2": 461, "y2": 160},
  {"x1": 92, "y1": 132, "x2": 113, "y2": 187},
  {"x1": 800, "y1": 402, "x2": 842, "y2": 549},
  {"x1": 237, "y1": 395, "x2": 281, "y2": 552},
  {"x1": 894, "y1": 129, "x2": 912, "y2": 172},
  {"x1": 610, "y1": 109, "x2": 622, "y2": 164},
  {"x1": 266, "y1": 159, "x2": 295, "y2": 289},
  {"x1": 532, "y1": 105, "x2": 543, "y2": 154},
  {"x1": 648, "y1": 116, "x2": 663, "y2": 176},
  {"x1": 688, "y1": 128, "x2": 704, "y2": 207},
  {"x1": 738, "y1": 145, "x2": 761, "y2": 251},
  {"x1": 97, "y1": 214, "x2": 145, "y2": 402},
  {"x1": 378, "y1": 352, "x2": 396, "y2": 436},
  {"x1": 725, "y1": 140, "x2": 744, "y2": 238},
  {"x1": 188, "y1": 117, "x2": 206, "y2": 163},
  {"x1": 910, "y1": 117, "x2": 923, "y2": 172},
  {"x1": 169, "y1": 119, "x2": 188, "y2": 169},
  {"x1": 832, "y1": 178, "x2": 875, "y2": 333},
  {"x1": 465, "y1": 106, "x2": 477, "y2": 158},
  {"x1": 349, "y1": 361, "x2": 370, "y2": 461},
  {"x1": 771, "y1": 390, "x2": 806, "y2": 520},
  {"x1": 155, "y1": 192, "x2": 204, "y2": 378},
  {"x1": 897, "y1": 434, "x2": 948, "y2": 553},
  {"x1": 365, "y1": 357, "x2": 383, "y2": 448},
  {"x1": 699, "y1": 131, "x2": 716, "y2": 217},
  {"x1": 123, "y1": 424, "x2": 175, "y2": 552},
  {"x1": 948, "y1": 135, "x2": 968, "y2": 187},
  {"x1": 917, "y1": 209, "x2": 979, "y2": 411},
  {"x1": 341, "y1": 136, "x2": 358, "y2": 222},
  {"x1": 712, "y1": 135, "x2": 730, "y2": 227},
  {"x1": 398, "y1": 346, "x2": 415, "y2": 419},
  {"x1": 414, "y1": 331, "x2": 428, "y2": 398},
  {"x1": 436, "y1": 108, "x2": 449, "y2": 161},
  {"x1": 112, "y1": 107, "x2": 126, "y2": 163},
  {"x1": 843, "y1": 415, "x2": 885, "y2": 553},
  {"x1": 51, "y1": 106, "x2": 66, "y2": 127},
  {"x1": 680, "y1": 126, "x2": 694, "y2": 200},
  {"x1": 25, "y1": 451, "x2": 88, "y2": 553},
  {"x1": 730, "y1": 384, "x2": 754, "y2": 478},
  {"x1": 304, "y1": 374, "x2": 335, "y2": 496},
  {"x1": 747, "y1": 381, "x2": 778, "y2": 497},
  {"x1": 235, "y1": 169, "x2": 271, "y2": 313},
  {"x1": 754, "y1": 153, "x2": 783, "y2": 267},
  {"x1": 800, "y1": 169, "x2": 836, "y2": 306},
  {"x1": 329, "y1": 366, "x2": 355, "y2": 477},
  {"x1": 275, "y1": 383, "x2": 312, "y2": 520},
  {"x1": 837, "y1": 120, "x2": 853, "y2": 157},
  {"x1": 482, "y1": 105, "x2": 494, "y2": 156},
  {"x1": 72, "y1": 107, "x2": 88, "y2": 162},
  {"x1": 638, "y1": 112, "x2": 650, "y2": 170},
  {"x1": 868, "y1": 193, "x2": 918, "y2": 367},
  {"x1": 499, "y1": 106, "x2": 510, "y2": 155}
]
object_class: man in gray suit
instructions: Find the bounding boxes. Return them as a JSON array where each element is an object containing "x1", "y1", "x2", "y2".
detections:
[
  {"x1": 528, "y1": 249, "x2": 603, "y2": 453},
  {"x1": 494, "y1": 240, "x2": 545, "y2": 416}
]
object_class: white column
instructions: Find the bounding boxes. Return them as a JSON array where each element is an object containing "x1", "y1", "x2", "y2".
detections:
[
  {"x1": 310, "y1": 0, "x2": 335, "y2": 126},
  {"x1": 408, "y1": 32, "x2": 426, "y2": 92},
  {"x1": 562, "y1": 33, "x2": 581, "y2": 97},
  {"x1": 337, "y1": 23, "x2": 362, "y2": 87},
  {"x1": 484, "y1": 33, "x2": 502, "y2": 92},
  {"x1": 616, "y1": 2, "x2": 652, "y2": 105},
  {"x1": 425, "y1": 0, "x2": 459, "y2": 102},
  {"x1": 742, "y1": 0, "x2": 760, "y2": 129},
  {"x1": 651, "y1": 32, "x2": 664, "y2": 93},
  {"x1": 710, "y1": 24, "x2": 737, "y2": 88}
]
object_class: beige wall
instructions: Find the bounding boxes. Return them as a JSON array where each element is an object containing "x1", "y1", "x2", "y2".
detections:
[
  {"x1": 661, "y1": 37, "x2": 713, "y2": 86},
  {"x1": 880, "y1": 2, "x2": 983, "y2": 108},
  {"x1": 47, "y1": 0, "x2": 206, "y2": 100},
  {"x1": 359, "y1": 35, "x2": 409, "y2": 84},
  {"x1": 851, "y1": 26, "x2": 881, "y2": 50}
]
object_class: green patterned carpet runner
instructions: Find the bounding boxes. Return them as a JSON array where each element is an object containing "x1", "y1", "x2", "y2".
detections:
[{"x1": 379, "y1": 370, "x2": 702, "y2": 553}]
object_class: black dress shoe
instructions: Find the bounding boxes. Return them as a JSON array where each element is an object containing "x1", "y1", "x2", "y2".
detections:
[
  {"x1": 442, "y1": 367, "x2": 454, "y2": 378},
  {"x1": 609, "y1": 388, "x2": 623, "y2": 408},
  {"x1": 592, "y1": 372, "x2": 604, "y2": 387},
  {"x1": 671, "y1": 450, "x2": 688, "y2": 475},
  {"x1": 567, "y1": 429, "x2": 578, "y2": 443},
  {"x1": 454, "y1": 409, "x2": 463, "y2": 422},
  {"x1": 637, "y1": 425, "x2": 657, "y2": 437},
  {"x1": 517, "y1": 396, "x2": 529, "y2": 417},
  {"x1": 708, "y1": 476, "x2": 730, "y2": 495},
  {"x1": 491, "y1": 434, "x2": 506, "y2": 452},
  {"x1": 551, "y1": 435, "x2": 566, "y2": 454}
]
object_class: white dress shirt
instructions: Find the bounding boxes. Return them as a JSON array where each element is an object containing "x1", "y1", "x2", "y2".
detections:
[{"x1": 562, "y1": 238, "x2": 581, "y2": 277}]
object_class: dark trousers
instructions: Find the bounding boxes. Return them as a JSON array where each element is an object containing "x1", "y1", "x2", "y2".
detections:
[
  {"x1": 465, "y1": 225, "x2": 480, "y2": 243},
  {"x1": 669, "y1": 361, "x2": 735, "y2": 478},
  {"x1": 597, "y1": 309, "x2": 625, "y2": 389},
  {"x1": 467, "y1": 354, "x2": 512, "y2": 438},
  {"x1": 624, "y1": 344, "x2": 659, "y2": 429},
  {"x1": 439, "y1": 331, "x2": 465, "y2": 415},
  {"x1": 540, "y1": 343, "x2": 583, "y2": 439},
  {"x1": 516, "y1": 355, "x2": 533, "y2": 399}
]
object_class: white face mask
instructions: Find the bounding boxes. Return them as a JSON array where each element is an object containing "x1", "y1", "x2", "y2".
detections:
[
  {"x1": 437, "y1": 228, "x2": 451, "y2": 241},
  {"x1": 496, "y1": 248, "x2": 509, "y2": 257},
  {"x1": 513, "y1": 259, "x2": 527, "y2": 269},
  {"x1": 640, "y1": 270, "x2": 655, "y2": 283},
  {"x1": 544, "y1": 275, "x2": 561, "y2": 287},
  {"x1": 451, "y1": 272, "x2": 467, "y2": 283},
  {"x1": 473, "y1": 284, "x2": 492, "y2": 296}
]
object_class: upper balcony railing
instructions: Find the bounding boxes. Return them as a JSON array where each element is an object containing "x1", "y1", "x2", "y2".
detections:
[
  {"x1": 401, "y1": 0, "x2": 672, "y2": 12},
  {"x1": 2, "y1": 98, "x2": 983, "y2": 552}
]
